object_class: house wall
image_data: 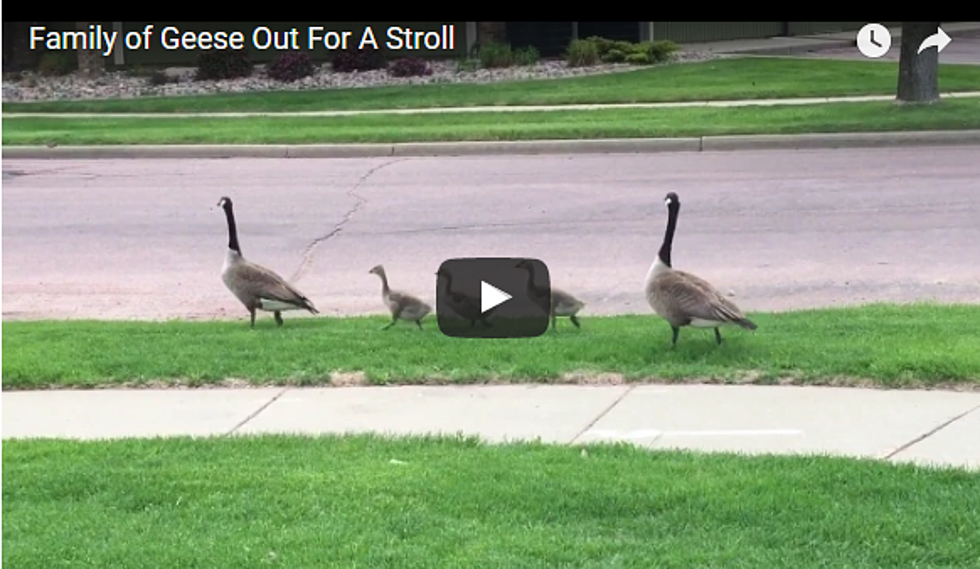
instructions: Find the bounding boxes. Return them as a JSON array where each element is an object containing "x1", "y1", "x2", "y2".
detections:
[
  {"x1": 653, "y1": 22, "x2": 786, "y2": 43},
  {"x1": 787, "y1": 22, "x2": 901, "y2": 35}
]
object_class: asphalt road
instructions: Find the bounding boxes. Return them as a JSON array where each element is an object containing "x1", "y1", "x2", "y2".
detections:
[{"x1": 3, "y1": 145, "x2": 979, "y2": 322}]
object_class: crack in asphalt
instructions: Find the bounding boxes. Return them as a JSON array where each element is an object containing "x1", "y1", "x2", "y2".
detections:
[
  {"x1": 884, "y1": 402, "x2": 980, "y2": 460},
  {"x1": 290, "y1": 158, "x2": 408, "y2": 283}
]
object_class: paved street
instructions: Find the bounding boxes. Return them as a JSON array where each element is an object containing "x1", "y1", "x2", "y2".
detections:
[{"x1": 3, "y1": 146, "x2": 980, "y2": 322}]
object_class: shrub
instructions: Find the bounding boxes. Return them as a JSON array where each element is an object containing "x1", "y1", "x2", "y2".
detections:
[
  {"x1": 644, "y1": 40, "x2": 681, "y2": 63},
  {"x1": 195, "y1": 50, "x2": 253, "y2": 81},
  {"x1": 478, "y1": 42, "x2": 513, "y2": 68},
  {"x1": 565, "y1": 39, "x2": 599, "y2": 67},
  {"x1": 267, "y1": 51, "x2": 316, "y2": 82},
  {"x1": 602, "y1": 47, "x2": 628, "y2": 63},
  {"x1": 126, "y1": 64, "x2": 153, "y2": 78},
  {"x1": 456, "y1": 56, "x2": 479, "y2": 72},
  {"x1": 147, "y1": 70, "x2": 175, "y2": 86},
  {"x1": 388, "y1": 57, "x2": 433, "y2": 77},
  {"x1": 580, "y1": 36, "x2": 681, "y2": 66},
  {"x1": 513, "y1": 46, "x2": 540, "y2": 66},
  {"x1": 331, "y1": 47, "x2": 387, "y2": 73},
  {"x1": 624, "y1": 52, "x2": 651, "y2": 65},
  {"x1": 38, "y1": 52, "x2": 75, "y2": 76}
]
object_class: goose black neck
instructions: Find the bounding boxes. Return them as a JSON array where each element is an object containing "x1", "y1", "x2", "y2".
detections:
[
  {"x1": 520, "y1": 265, "x2": 537, "y2": 290},
  {"x1": 223, "y1": 203, "x2": 241, "y2": 255},
  {"x1": 658, "y1": 204, "x2": 678, "y2": 267}
]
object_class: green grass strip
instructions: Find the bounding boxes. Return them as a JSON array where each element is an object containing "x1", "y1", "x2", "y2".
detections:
[
  {"x1": 3, "y1": 434, "x2": 978, "y2": 568},
  {"x1": 3, "y1": 303, "x2": 979, "y2": 389},
  {"x1": 4, "y1": 98, "x2": 979, "y2": 146}
]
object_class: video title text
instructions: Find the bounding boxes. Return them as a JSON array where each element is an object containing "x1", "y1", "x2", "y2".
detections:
[{"x1": 30, "y1": 24, "x2": 457, "y2": 57}]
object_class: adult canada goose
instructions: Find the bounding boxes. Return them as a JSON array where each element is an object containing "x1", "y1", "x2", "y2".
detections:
[
  {"x1": 514, "y1": 260, "x2": 585, "y2": 330},
  {"x1": 217, "y1": 196, "x2": 318, "y2": 328},
  {"x1": 435, "y1": 267, "x2": 495, "y2": 327},
  {"x1": 644, "y1": 192, "x2": 757, "y2": 347},
  {"x1": 369, "y1": 264, "x2": 432, "y2": 330}
]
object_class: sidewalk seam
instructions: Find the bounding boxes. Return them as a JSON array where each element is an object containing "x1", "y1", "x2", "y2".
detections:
[
  {"x1": 569, "y1": 385, "x2": 636, "y2": 444},
  {"x1": 883, "y1": 402, "x2": 980, "y2": 460},
  {"x1": 226, "y1": 387, "x2": 290, "y2": 435}
]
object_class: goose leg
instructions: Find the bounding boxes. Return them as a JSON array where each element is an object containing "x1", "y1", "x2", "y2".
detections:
[
  {"x1": 714, "y1": 328, "x2": 723, "y2": 345},
  {"x1": 670, "y1": 326, "x2": 680, "y2": 348},
  {"x1": 551, "y1": 313, "x2": 557, "y2": 331},
  {"x1": 570, "y1": 315, "x2": 581, "y2": 329},
  {"x1": 416, "y1": 320, "x2": 424, "y2": 331},
  {"x1": 274, "y1": 311, "x2": 284, "y2": 327},
  {"x1": 249, "y1": 307, "x2": 257, "y2": 329},
  {"x1": 381, "y1": 318, "x2": 396, "y2": 330}
]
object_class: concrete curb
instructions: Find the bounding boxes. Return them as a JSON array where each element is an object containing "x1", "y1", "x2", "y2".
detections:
[{"x1": 5, "y1": 130, "x2": 980, "y2": 160}]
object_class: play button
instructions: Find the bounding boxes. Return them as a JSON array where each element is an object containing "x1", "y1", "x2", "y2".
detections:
[
  {"x1": 481, "y1": 280, "x2": 512, "y2": 313},
  {"x1": 436, "y1": 257, "x2": 551, "y2": 339}
]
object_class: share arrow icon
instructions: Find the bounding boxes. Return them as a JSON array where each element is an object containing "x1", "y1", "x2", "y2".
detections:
[{"x1": 918, "y1": 27, "x2": 952, "y2": 54}]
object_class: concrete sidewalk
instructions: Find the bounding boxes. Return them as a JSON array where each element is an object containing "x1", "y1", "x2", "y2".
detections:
[{"x1": 3, "y1": 384, "x2": 979, "y2": 470}]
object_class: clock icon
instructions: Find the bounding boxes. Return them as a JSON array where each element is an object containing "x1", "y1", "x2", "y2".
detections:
[{"x1": 857, "y1": 23, "x2": 891, "y2": 59}]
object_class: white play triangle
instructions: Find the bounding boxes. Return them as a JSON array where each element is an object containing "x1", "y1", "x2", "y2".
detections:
[{"x1": 481, "y1": 280, "x2": 512, "y2": 313}]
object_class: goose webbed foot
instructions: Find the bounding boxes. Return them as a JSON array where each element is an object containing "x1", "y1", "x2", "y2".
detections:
[{"x1": 714, "y1": 328, "x2": 723, "y2": 345}]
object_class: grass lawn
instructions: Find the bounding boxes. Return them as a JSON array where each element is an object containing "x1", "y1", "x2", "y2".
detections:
[
  {"x1": 3, "y1": 434, "x2": 979, "y2": 568},
  {"x1": 4, "y1": 98, "x2": 980, "y2": 146},
  {"x1": 4, "y1": 57, "x2": 980, "y2": 114},
  {"x1": 3, "y1": 303, "x2": 979, "y2": 390}
]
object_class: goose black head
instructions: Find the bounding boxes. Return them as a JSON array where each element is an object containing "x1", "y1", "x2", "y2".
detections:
[
  {"x1": 217, "y1": 196, "x2": 233, "y2": 210},
  {"x1": 664, "y1": 192, "x2": 680, "y2": 210}
]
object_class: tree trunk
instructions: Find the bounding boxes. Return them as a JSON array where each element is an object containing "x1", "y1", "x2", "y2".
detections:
[
  {"x1": 76, "y1": 21, "x2": 105, "y2": 77},
  {"x1": 3, "y1": 22, "x2": 44, "y2": 72},
  {"x1": 896, "y1": 22, "x2": 941, "y2": 104}
]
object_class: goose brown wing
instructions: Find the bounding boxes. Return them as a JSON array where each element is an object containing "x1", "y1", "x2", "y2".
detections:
[
  {"x1": 236, "y1": 260, "x2": 318, "y2": 312},
  {"x1": 667, "y1": 270, "x2": 746, "y2": 323}
]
